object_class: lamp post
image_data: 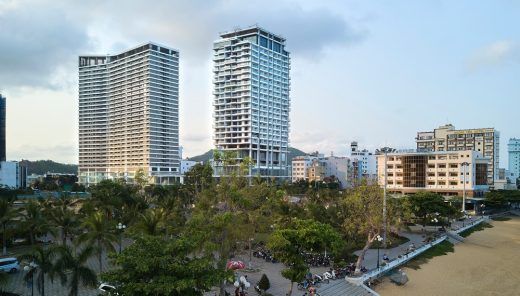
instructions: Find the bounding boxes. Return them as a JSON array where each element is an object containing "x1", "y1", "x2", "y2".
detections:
[
  {"x1": 376, "y1": 235, "x2": 383, "y2": 269},
  {"x1": 383, "y1": 150, "x2": 387, "y2": 248},
  {"x1": 117, "y1": 222, "x2": 126, "y2": 254},
  {"x1": 23, "y1": 262, "x2": 37, "y2": 296},
  {"x1": 461, "y1": 162, "x2": 469, "y2": 215}
]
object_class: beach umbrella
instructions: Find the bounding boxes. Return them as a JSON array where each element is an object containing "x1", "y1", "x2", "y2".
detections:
[{"x1": 226, "y1": 260, "x2": 246, "y2": 270}]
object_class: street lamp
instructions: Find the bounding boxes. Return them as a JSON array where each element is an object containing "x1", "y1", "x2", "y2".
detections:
[
  {"x1": 117, "y1": 222, "x2": 126, "y2": 254},
  {"x1": 376, "y1": 235, "x2": 383, "y2": 269},
  {"x1": 23, "y1": 262, "x2": 37, "y2": 296}
]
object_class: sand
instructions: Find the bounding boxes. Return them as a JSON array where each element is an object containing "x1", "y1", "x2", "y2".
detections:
[{"x1": 376, "y1": 217, "x2": 520, "y2": 296}]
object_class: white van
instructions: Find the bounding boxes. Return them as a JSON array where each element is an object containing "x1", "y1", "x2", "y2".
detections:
[{"x1": 0, "y1": 258, "x2": 20, "y2": 273}]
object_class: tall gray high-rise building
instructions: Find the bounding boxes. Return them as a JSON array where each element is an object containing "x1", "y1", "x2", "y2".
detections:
[
  {"x1": 0, "y1": 94, "x2": 5, "y2": 162},
  {"x1": 78, "y1": 43, "x2": 180, "y2": 185},
  {"x1": 213, "y1": 26, "x2": 291, "y2": 178}
]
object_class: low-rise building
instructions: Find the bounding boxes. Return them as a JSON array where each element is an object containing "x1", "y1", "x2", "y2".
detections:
[
  {"x1": 0, "y1": 161, "x2": 27, "y2": 188},
  {"x1": 291, "y1": 153, "x2": 350, "y2": 188},
  {"x1": 349, "y1": 142, "x2": 376, "y2": 182},
  {"x1": 291, "y1": 154, "x2": 321, "y2": 183},
  {"x1": 377, "y1": 150, "x2": 489, "y2": 197},
  {"x1": 180, "y1": 160, "x2": 201, "y2": 175}
]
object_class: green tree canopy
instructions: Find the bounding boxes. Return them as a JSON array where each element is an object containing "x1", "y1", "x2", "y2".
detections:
[
  {"x1": 267, "y1": 219, "x2": 342, "y2": 296},
  {"x1": 102, "y1": 236, "x2": 220, "y2": 296}
]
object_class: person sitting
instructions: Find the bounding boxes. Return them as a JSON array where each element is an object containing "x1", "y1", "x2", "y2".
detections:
[{"x1": 382, "y1": 253, "x2": 389, "y2": 261}]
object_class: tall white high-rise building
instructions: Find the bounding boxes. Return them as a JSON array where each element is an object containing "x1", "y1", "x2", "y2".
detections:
[
  {"x1": 78, "y1": 43, "x2": 180, "y2": 185},
  {"x1": 508, "y1": 138, "x2": 520, "y2": 179},
  {"x1": 213, "y1": 26, "x2": 290, "y2": 178}
]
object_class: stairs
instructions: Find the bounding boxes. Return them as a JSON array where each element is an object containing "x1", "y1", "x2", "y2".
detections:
[{"x1": 446, "y1": 231, "x2": 465, "y2": 243}]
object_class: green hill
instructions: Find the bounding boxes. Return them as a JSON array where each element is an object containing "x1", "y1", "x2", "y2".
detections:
[
  {"x1": 187, "y1": 147, "x2": 307, "y2": 163},
  {"x1": 20, "y1": 160, "x2": 78, "y2": 175}
]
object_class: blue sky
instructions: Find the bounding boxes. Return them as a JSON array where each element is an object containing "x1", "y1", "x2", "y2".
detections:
[{"x1": 1, "y1": 0, "x2": 519, "y2": 166}]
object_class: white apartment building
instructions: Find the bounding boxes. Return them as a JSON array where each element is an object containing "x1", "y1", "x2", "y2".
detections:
[
  {"x1": 377, "y1": 150, "x2": 489, "y2": 197},
  {"x1": 213, "y1": 26, "x2": 290, "y2": 179},
  {"x1": 349, "y1": 141, "x2": 376, "y2": 181},
  {"x1": 291, "y1": 153, "x2": 350, "y2": 189},
  {"x1": 416, "y1": 124, "x2": 499, "y2": 185},
  {"x1": 79, "y1": 43, "x2": 180, "y2": 185},
  {"x1": 323, "y1": 156, "x2": 350, "y2": 188},
  {"x1": 508, "y1": 138, "x2": 520, "y2": 180},
  {"x1": 0, "y1": 161, "x2": 26, "y2": 188}
]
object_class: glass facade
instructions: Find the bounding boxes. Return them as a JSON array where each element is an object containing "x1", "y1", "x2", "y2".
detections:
[
  {"x1": 402, "y1": 155, "x2": 427, "y2": 187},
  {"x1": 0, "y1": 95, "x2": 5, "y2": 162}
]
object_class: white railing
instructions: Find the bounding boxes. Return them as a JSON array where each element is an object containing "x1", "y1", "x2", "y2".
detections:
[
  {"x1": 346, "y1": 235, "x2": 447, "y2": 286},
  {"x1": 451, "y1": 216, "x2": 488, "y2": 234}
]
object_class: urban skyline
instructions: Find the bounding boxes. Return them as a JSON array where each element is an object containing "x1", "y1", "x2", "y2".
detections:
[{"x1": 1, "y1": 0, "x2": 519, "y2": 166}]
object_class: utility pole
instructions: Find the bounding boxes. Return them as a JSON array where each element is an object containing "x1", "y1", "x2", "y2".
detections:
[{"x1": 383, "y1": 150, "x2": 388, "y2": 248}]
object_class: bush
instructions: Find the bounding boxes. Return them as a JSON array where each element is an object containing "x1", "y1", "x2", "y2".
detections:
[{"x1": 257, "y1": 273, "x2": 270, "y2": 293}]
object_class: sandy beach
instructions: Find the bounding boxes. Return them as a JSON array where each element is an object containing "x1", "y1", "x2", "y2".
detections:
[{"x1": 376, "y1": 217, "x2": 520, "y2": 296}]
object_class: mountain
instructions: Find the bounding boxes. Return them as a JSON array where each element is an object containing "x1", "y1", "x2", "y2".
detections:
[
  {"x1": 19, "y1": 160, "x2": 78, "y2": 175},
  {"x1": 186, "y1": 147, "x2": 307, "y2": 163}
]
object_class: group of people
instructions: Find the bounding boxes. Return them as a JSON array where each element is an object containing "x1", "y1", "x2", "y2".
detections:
[{"x1": 234, "y1": 275, "x2": 248, "y2": 296}]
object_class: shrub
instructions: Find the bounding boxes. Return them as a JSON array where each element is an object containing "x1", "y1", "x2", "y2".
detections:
[{"x1": 257, "y1": 273, "x2": 270, "y2": 293}]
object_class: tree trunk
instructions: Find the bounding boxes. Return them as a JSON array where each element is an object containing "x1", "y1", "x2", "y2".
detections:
[
  {"x1": 355, "y1": 235, "x2": 374, "y2": 275},
  {"x1": 62, "y1": 228, "x2": 66, "y2": 246},
  {"x1": 30, "y1": 229, "x2": 34, "y2": 246},
  {"x1": 288, "y1": 281, "x2": 294, "y2": 296},
  {"x1": 41, "y1": 272, "x2": 45, "y2": 296},
  {"x1": 98, "y1": 240, "x2": 103, "y2": 273},
  {"x1": 2, "y1": 223, "x2": 7, "y2": 256}
]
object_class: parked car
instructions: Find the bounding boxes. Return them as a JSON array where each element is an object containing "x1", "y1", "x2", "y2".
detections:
[{"x1": 0, "y1": 258, "x2": 20, "y2": 273}]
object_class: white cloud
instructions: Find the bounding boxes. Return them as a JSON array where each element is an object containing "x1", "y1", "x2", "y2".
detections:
[{"x1": 468, "y1": 40, "x2": 520, "y2": 71}]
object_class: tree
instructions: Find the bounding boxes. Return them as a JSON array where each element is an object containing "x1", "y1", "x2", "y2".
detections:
[
  {"x1": 341, "y1": 182, "x2": 399, "y2": 274},
  {"x1": 22, "y1": 200, "x2": 52, "y2": 246},
  {"x1": 131, "y1": 208, "x2": 168, "y2": 237},
  {"x1": 102, "y1": 236, "x2": 220, "y2": 296},
  {"x1": 407, "y1": 192, "x2": 452, "y2": 227},
  {"x1": 267, "y1": 219, "x2": 342, "y2": 296},
  {"x1": 183, "y1": 163, "x2": 213, "y2": 194},
  {"x1": 47, "y1": 194, "x2": 80, "y2": 246},
  {"x1": 257, "y1": 274, "x2": 270, "y2": 294},
  {"x1": 77, "y1": 211, "x2": 117, "y2": 273},
  {"x1": 54, "y1": 245, "x2": 98, "y2": 296},
  {"x1": 0, "y1": 199, "x2": 20, "y2": 255},
  {"x1": 19, "y1": 245, "x2": 58, "y2": 296},
  {"x1": 484, "y1": 191, "x2": 508, "y2": 207}
]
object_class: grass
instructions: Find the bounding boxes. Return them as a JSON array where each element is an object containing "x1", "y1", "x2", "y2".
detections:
[
  {"x1": 459, "y1": 222, "x2": 493, "y2": 238},
  {"x1": 491, "y1": 216, "x2": 512, "y2": 221},
  {"x1": 403, "y1": 241, "x2": 454, "y2": 270}
]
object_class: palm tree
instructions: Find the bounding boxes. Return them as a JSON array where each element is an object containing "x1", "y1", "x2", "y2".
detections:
[
  {"x1": 54, "y1": 245, "x2": 98, "y2": 296},
  {"x1": 0, "y1": 199, "x2": 20, "y2": 255},
  {"x1": 48, "y1": 206, "x2": 79, "y2": 246},
  {"x1": 77, "y1": 211, "x2": 117, "y2": 273},
  {"x1": 22, "y1": 200, "x2": 52, "y2": 246},
  {"x1": 19, "y1": 245, "x2": 58, "y2": 296},
  {"x1": 133, "y1": 208, "x2": 167, "y2": 236}
]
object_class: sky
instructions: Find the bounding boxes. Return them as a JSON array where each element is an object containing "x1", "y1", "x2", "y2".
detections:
[{"x1": 1, "y1": 0, "x2": 519, "y2": 166}]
